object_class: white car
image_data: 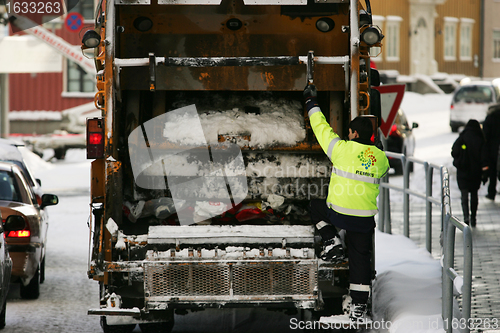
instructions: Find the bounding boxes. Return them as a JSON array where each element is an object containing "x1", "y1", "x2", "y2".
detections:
[
  {"x1": 450, "y1": 81, "x2": 500, "y2": 132},
  {"x1": 0, "y1": 139, "x2": 43, "y2": 204}
]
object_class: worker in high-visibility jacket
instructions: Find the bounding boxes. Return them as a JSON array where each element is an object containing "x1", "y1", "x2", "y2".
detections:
[{"x1": 303, "y1": 84, "x2": 389, "y2": 322}]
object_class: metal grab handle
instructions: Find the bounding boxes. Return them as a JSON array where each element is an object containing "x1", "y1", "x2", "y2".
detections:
[{"x1": 114, "y1": 55, "x2": 349, "y2": 68}]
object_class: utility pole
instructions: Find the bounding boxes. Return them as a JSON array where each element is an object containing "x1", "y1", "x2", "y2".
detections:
[{"x1": 0, "y1": 73, "x2": 9, "y2": 137}]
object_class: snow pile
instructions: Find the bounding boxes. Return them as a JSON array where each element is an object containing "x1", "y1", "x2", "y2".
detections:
[
  {"x1": 146, "y1": 247, "x2": 313, "y2": 260},
  {"x1": 9, "y1": 111, "x2": 62, "y2": 121},
  {"x1": 164, "y1": 99, "x2": 305, "y2": 148},
  {"x1": 373, "y1": 230, "x2": 445, "y2": 333},
  {"x1": 18, "y1": 147, "x2": 53, "y2": 171},
  {"x1": 27, "y1": 149, "x2": 91, "y2": 195}
]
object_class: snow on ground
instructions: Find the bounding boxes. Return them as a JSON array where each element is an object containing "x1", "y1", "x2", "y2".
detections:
[{"x1": 9, "y1": 90, "x2": 469, "y2": 333}]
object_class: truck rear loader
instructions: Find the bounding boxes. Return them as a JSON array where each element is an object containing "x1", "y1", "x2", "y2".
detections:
[{"x1": 83, "y1": 0, "x2": 383, "y2": 331}]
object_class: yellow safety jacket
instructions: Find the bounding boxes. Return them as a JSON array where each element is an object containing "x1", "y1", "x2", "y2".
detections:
[{"x1": 309, "y1": 106, "x2": 389, "y2": 217}]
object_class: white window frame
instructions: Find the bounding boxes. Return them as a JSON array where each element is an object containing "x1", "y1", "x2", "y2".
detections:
[
  {"x1": 444, "y1": 17, "x2": 459, "y2": 61},
  {"x1": 370, "y1": 15, "x2": 385, "y2": 61},
  {"x1": 459, "y1": 18, "x2": 474, "y2": 61},
  {"x1": 62, "y1": 58, "x2": 96, "y2": 98},
  {"x1": 493, "y1": 29, "x2": 500, "y2": 62},
  {"x1": 385, "y1": 16, "x2": 402, "y2": 62}
]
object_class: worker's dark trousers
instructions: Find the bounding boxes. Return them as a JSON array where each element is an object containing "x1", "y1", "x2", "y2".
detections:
[{"x1": 310, "y1": 199, "x2": 373, "y2": 305}]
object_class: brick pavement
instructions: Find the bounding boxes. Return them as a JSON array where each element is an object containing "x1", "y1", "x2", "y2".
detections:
[{"x1": 382, "y1": 196, "x2": 500, "y2": 331}]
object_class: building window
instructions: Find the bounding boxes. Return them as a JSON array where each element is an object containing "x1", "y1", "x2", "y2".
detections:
[
  {"x1": 385, "y1": 16, "x2": 402, "y2": 62},
  {"x1": 494, "y1": 30, "x2": 500, "y2": 60},
  {"x1": 444, "y1": 17, "x2": 458, "y2": 61},
  {"x1": 67, "y1": 60, "x2": 95, "y2": 93},
  {"x1": 369, "y1": 15, "x2": 385, "y2": 60},
  {"x1": 68, "y1": 0, "x2": 94, "y2": 20},
  {"x1": 459, "y1": 18, "x2": 474, "y2": 61}
]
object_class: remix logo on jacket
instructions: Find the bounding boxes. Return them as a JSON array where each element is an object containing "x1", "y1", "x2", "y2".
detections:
[{"x1": 358, "y1": 148, "x2": 377, "y2": 170}]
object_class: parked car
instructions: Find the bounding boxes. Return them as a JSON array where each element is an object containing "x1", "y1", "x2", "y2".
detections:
[
  {"x1": 386, "y1": 109, "x2": 419, "y2": 175},
  {"x1": 0, "y1": 211, "x2": 13, "y2": 329},
  {"x1": 450, "y1": 81, "x2": 500, "y2": 132},
  {"x1": 0, "y1": 162, "x2": 58, "y2": 299},
  {"x1": 0, "y1": 139, "x2": 43, "y2": 205}
]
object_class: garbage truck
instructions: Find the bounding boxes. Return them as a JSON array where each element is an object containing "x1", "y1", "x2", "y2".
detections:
[{"x1": 83, "y1": 0, "x2": 383, "y2": 331}]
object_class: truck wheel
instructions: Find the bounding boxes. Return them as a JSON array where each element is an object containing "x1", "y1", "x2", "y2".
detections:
[
  {"x1": 20, "y1": 267, "x2": 40, "y2": 299},
  {"x1": 139, "y1": 320, "x2": 174, "y2": 333},
  {"x1": 53, "y1": 148, "x2": 67, "y2": 160},
  {"x1": 100, "y1": 316, "x2": 136, "y2": 333}
]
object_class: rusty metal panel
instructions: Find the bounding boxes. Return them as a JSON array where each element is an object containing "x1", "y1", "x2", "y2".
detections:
[
  {"x1": 120, "y1": 64, "x2": 345, "y2": 91},
  {"x1": 91, "y1": 159, "x2": 106, "y2": 200}
]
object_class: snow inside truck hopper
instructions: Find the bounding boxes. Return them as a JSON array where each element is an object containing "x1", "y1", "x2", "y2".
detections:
[{"x1": 83, "y1": 0, "x2": 384, "y2": 330}]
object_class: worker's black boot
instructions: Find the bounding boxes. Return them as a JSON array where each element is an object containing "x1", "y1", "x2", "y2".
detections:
[
  {"x1": 349, "y1": 303, "x2": 368, "y2": 323},
  {"x1": 320, "y1": 236, "x2": 344, "y2": 263}
]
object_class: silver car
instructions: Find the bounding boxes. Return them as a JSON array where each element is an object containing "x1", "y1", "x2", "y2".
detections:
[{"x1": 450, "y1": 81, "x2": 500, "y2": 132}]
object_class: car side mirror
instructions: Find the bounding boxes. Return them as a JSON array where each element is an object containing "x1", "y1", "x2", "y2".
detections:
[
  {"x1": 36, "y1": 179, "x2": 42, "y2": 187},
  {"x1": 4, "y1": 215, "x2": 26, "y2": 232},
  {"x1": 41, "y1": 194, "x2": 59, "y2": 209},
  {"x1": 412, "y1": 122, "x2": 419, "y2": 129}
]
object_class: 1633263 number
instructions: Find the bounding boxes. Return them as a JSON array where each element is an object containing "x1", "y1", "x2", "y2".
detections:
[{"x1": 6, "y1": 0, "x2": 61, "y2": 14}]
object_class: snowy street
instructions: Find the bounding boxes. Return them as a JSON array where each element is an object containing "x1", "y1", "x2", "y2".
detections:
[{"x1": 2, "y1": 91, "x2": 479, "y2": 333}]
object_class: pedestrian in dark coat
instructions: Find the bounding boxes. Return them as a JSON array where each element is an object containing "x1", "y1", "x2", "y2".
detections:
[
  {"x1": 483, "y1": 104, "x2": 500, "y2": 200},
  {"x1": 451, "y1": 119, "x2": 489, "y2": 226}
]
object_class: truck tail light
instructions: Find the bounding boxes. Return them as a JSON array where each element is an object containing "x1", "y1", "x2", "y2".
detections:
[{"x1": 87, "y1": 118, "x2": 105, "y2": 159}]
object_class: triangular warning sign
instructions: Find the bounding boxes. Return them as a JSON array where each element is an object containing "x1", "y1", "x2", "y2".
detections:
[{"x1": 373, "y1": 84, "x2": 406, "y2": 138}]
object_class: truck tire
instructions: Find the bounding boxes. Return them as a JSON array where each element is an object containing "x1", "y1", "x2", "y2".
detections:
[
  {"x1": 53, "y1": 148, "x2": 67, "y2": 160},
  {"x1": 20, "y1": 267, "x2": 40, "y2": 299},
  {"x1": 100, "y1": 316, "x2": 135, "y2": 333},
  {"x1": 139, "y1": 320, "x2": 174, "y2": 333}
]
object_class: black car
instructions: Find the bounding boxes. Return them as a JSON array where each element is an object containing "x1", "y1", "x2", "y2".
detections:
[{"x1": 386, "y1": 109, "x2": 419, "y2": 175}]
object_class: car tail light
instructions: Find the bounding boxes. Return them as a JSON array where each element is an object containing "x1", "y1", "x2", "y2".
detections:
[
  {"x1": 389, "y1": 124, "x2": 398, "y2": 136},
  {"x1": 2, "y1": 219, "x2": 30, "y2": 238},
  {"x1": 450, "y1": 104, "x2": 454, "y2": 110},
  {"x1": 87, "y1": 118, "x2": 105, "y2": 159},
  {"x1": 7, "y1": 230, "x2": 30, "y2": 238}
]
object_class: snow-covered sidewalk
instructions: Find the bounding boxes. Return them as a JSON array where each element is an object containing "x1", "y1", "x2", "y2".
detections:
[{"x1": 372, "y1": 230, "x2": 445, "y2": 333}]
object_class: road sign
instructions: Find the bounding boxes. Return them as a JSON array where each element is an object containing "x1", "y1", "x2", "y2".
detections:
[
  {"x1": 65, "y1": 12, "x2": 84, "y2": 32},
  {"x1": 373, "y1": 84, "x2": 406, "y2": 138}
]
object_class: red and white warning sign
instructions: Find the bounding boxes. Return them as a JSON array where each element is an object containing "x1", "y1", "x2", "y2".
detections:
[{"x1": 373, "y1": 84, "x2": 406, "y2": 138}]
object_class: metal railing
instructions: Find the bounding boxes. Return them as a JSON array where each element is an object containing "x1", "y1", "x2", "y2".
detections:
[
  {"x1": 378, "y1": 152, "x2": 444, "y2": 254},
  {"x1": 378, "y1": 152, "x2": 473, "y2": 333},
  {"x1": 441, "y1": 168, "x2": 473, "y2": 333}
]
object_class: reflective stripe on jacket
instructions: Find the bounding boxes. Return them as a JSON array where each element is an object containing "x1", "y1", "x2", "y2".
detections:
[{"x1": 309, "y1": 106, "x2": 389, "y2": 217}]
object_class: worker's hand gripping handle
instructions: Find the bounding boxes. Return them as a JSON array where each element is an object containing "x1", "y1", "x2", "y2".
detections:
[
  {"x1": 304, "y1": 51, "x2": 318, "y2": 112},
  {"x1": 307, "y1": 50, "x2": 314, "y2": 85}
]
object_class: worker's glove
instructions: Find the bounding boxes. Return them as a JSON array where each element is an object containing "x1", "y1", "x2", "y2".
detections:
[
  {"x1": 303, "y1": 84, "x2": 318, "y2": 111},
  {"x1": 482, "y1": 169, "x2": 489, "y2": 185}
]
